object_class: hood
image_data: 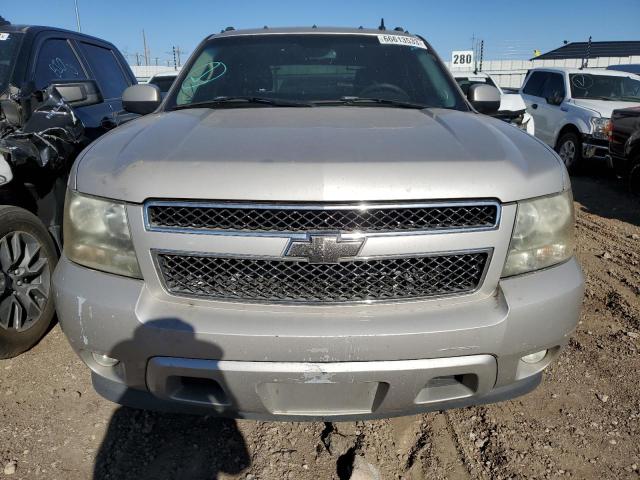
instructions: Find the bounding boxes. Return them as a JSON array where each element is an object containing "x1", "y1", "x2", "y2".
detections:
[
  {"x1": 498, "y1": 93, "x2": 526, "y2": 113},
  {"x1": 571, "y1": 98, "x2": 640, "y2": 118},
  {"x1": 74, "y1": 107, "x2": 566, "y2": 203}
]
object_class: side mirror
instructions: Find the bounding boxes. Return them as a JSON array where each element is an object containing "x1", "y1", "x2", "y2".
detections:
[
  {"x1": 468, "y1": 84, "x2": 501, "y2": 114},
  {"x1": 546, "y1": 93, "x2": 564, "y2": 106},
  {"x1": 122, "y1": 84, "x2": 162, "y2": 115},
  {"x1": 51, "y1": 80, "x2": 102, "y2": 108}
]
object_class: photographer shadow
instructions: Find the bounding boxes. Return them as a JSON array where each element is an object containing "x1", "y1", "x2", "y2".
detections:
[{"x1": 93, "y1": 319, "x2": 250, "y2": 480}]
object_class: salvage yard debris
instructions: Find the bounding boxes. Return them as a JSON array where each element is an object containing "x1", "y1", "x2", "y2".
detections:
[{"x1": 0, "y1": 85, "x2": 85, "y2": 172}]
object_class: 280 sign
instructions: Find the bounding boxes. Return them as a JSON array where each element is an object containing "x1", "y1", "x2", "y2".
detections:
[{"x1": 451, "y1": 50, "x2": 474, "y2": 67}]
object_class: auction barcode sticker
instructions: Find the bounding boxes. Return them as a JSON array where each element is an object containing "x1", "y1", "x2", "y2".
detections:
[
  {"x1": 0, "y1": 33, "x2": 9, "y2": 41},
  {"x1": 377, "y1": 34, "x2": 427, "y2": 49}
]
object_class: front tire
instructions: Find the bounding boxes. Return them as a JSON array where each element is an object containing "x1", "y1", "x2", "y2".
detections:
[
  {"x1": 556, "y1": 132, "x2": 582, "y2": 174},
  {"x1": 0, "y1": 206, "x2": 58, "y2": 358}
]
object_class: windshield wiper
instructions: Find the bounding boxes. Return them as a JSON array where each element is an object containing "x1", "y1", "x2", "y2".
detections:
[
  {"x1": 575, "y1": 96, "x2": 614, "y2": 101},
  {"x1": 313, "y1": 96, "x2": 429, "y2": 109},
  {"x1": 171, "y1": 96, "x2": 313, "y2": 110}
]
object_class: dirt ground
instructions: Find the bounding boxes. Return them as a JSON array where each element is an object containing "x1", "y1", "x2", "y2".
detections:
[{"x1": 1, "y1": 174, "x2": 639, "y2": 480}]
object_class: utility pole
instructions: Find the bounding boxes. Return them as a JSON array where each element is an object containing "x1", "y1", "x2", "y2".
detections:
[
  {"x1": 74, "y1": 0, "x2": 82, "y2": 32},
  {"x1": 135, "y1": 52, "x2": 141, "y2": 66},
  {"x1": 142, "y1": 29, "x2": 149, "y2": 66},
  {"x1": 175, "y1": 46, "x2": 186, "y2": 67},
  {"x1": 479, "y1": 40, "x2": 484, "y2": 72}
]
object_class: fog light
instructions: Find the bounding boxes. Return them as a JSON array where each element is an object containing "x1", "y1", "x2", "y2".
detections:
[
  {"x1": 521, "y1": 350, "x2": 547, "y2": 364},
  {"x1": 92, "y1": 352, "x2": 119, "y2": 367}
]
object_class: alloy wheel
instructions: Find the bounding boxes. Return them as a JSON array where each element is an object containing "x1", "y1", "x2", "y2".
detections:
[
  {"x1": 558, "y1": 140, "x2": 576, "y2": 168},
  {"x1": 0, "y1": 231, "x2": 51, "y2": 332}
]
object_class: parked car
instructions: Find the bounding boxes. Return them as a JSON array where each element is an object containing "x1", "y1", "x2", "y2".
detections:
[
  {"x1": 147, "y1": 70, "x2": 179, "y2": 98},
  {"x1": 54, "y1": 27, "x2": 583, "y2": 420},
  {"x1": 0, "y1": 24, "x2": 137, "y2": 358},
  {"x1": 610, "y1": 106, "x2": 640, "y2": 193},
  {"x1": 607, "y1": 64, "x2": 640, "y2": 75},
  {"x1": 519, "y1": 67, "x2": 640, "y2": 172},
  {"x1": 451, "y1": 70, "x2": 534, "y2": 134}
]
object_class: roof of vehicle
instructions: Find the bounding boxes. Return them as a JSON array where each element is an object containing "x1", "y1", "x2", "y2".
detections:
[
  {"x1": 0, "y1": 24, "x2": 120, "y2": 46},
  {"x1": 208, "y1": 26, "x2": 419, "y2": 39},
  {"x1": 528, "y1": 66, "x2": 640, "y2": 77},
  {"x1": 149, "y1": 71, "x2": 179, "y2": 78},
  {"x1": 450, "y1": 71, "x2": 489, "y2": 78},
  {"x1": 532, "y1": 41, "x2": 640, "y2": 60},
  {"x1": 607, "y1": 64, "x2": 640, "y2": 74}
]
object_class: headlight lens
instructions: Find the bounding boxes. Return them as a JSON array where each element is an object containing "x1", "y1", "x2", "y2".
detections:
[
  {"x1": 63, "y1": 190, "x2": 142, "y2": 278},
  {"x1": 590, "y1": 117, "x2": 611, "y2": 140},
  {"x1": 502, "y1": 191, "x2": 575, "y2": 277}
]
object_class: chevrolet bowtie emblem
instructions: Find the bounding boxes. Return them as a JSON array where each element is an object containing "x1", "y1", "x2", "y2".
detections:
[{"x1": 285, "y1": 235, "x2": 364, "y2": 264}]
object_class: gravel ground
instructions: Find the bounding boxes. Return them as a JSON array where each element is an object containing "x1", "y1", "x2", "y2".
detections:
[{"x1": 1, "y1": 174, "x2": 639, "y2": 480}]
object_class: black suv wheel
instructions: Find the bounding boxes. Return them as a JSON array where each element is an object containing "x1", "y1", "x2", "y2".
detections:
[{"x1": 0, "y1": 206, "x2": 58, "y2": 358}]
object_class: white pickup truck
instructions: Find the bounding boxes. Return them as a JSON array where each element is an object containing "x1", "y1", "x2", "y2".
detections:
[{"x1": 519, "y1": 67, "x2": 640, "y2": 172}]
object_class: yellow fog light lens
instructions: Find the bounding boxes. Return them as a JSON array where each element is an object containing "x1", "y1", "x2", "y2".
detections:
[
  {"x1": 521, "y1": 350, "x2": 547, "y2": 364},
  {"x1": 92, "y1": 352, "x2": 120, "y2": 367}
]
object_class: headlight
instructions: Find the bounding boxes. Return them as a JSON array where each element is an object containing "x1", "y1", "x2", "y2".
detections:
[
  {"x1": 63, "y1": 190, "x2": 142, "y2": 278},
  {"x1": 590, "y1": 117, "x2": 611, "y2": 140},
  {"x1": 502, "y1": 191, "x2": 575, "y2": 277}
]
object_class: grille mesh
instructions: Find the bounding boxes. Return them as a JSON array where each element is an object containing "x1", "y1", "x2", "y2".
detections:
[
  {"x1": 147, "y1": 203, "x2": 498, "y2": 233},
  {"x1": 156, "y1": 252, "x2": 489, "y2": 303}
]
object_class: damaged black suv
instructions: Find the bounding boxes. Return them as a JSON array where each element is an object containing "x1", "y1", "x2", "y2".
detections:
[{"x1": 0, "y1": 24, "x2": 136, "y2": 357}]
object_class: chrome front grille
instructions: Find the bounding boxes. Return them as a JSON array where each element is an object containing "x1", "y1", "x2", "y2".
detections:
[
  {"x1": 145, "y1": 201, "x2": 499, "y2": 234},
  {"x1": 155, "y1": 251, "x2": 490, "y2": 304}
]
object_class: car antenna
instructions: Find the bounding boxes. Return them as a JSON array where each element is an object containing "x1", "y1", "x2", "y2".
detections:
[{"x1": 378, "y1": 18, "x2": 386, "y2": 31}]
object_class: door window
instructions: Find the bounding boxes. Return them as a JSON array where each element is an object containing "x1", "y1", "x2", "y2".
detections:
[
  {"x1": 522, "y1": 71, "x2": 548, "y2": 97},
  {"x1": 541, "y1": 73, "x2": 565, "y2": 101},
  {"x1": 34, "y1": 39, "x2": 87, "y2": 89},
  {"x1": 79, "y1": 42, "x2": 130, "y2": 99}
]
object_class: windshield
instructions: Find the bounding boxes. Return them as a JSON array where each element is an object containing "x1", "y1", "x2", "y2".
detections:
[
  {"x1": 169, "y1": 34, "x2": 466, "y2": 110},
  {"x1": 454, "y1": 76, "x2": 497, "y2": 96},
  {"x1": 569, "y1": 73, "x2": 640, "y2": 102},
  {"x1": 0, "y1": 32, "x2": 23, "y2": 94}
]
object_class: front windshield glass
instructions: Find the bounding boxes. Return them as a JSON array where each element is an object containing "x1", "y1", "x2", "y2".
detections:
[
  {"x1": 569, "y1": 73, "x2": 640, "y2": 102},
  {"x1": 0, "y1": 32, "x2": 23, "y2": 94},
  {"x1": 170, "y1": 34, "x2": 466, "y2": 110}
]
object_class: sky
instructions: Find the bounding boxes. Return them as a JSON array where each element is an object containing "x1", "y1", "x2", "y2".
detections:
[{"x1": 3, "y1": 0, "x2": 640, "y2": 66}]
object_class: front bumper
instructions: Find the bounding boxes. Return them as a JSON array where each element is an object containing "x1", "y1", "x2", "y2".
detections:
[
  {"x1": 53, "y1": 255, "x2": 583, "y2": 420},
  {"x1": 581, "y1": 135, "x2": 610, "y2": 162}
]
